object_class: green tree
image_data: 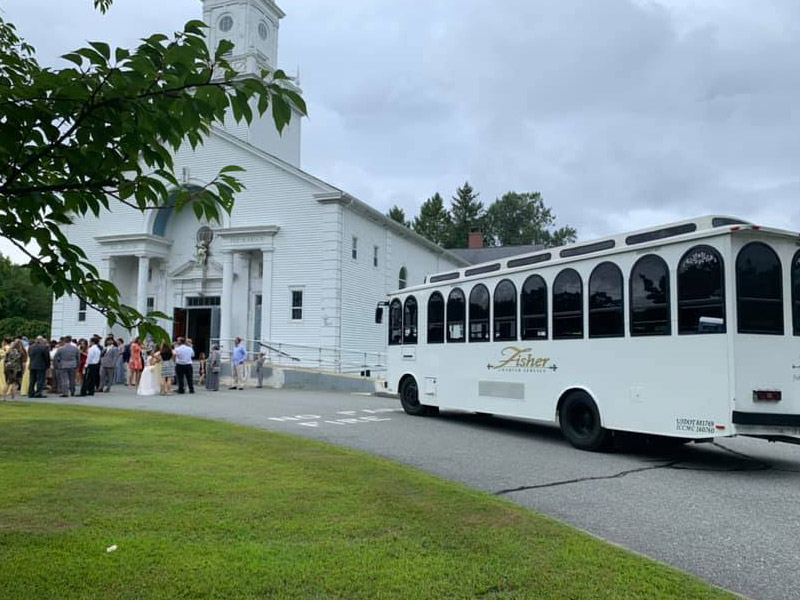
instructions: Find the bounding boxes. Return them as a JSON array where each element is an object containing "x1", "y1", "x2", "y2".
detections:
[
  {"x1": 0, "y1": 253, "x2": 52, "y2": 322},
  {"x1": 0, "y1": 0, "x2": 305, "y2": 342},
  {"x1": 412, "y1": 192, "x2": 452, "y2": 245},
  {"x1": 484, "y1": 191, "x2": 577, "y2": 247},
  {"x1": 0, "y1": 317, "x2": 50, "y2": 340},
  {"x1": 447, "y1": 181, "x2": 485, "y2": 248},
  {"x1": 387, "y1": 205, "x2": 410, "y2": 228}
]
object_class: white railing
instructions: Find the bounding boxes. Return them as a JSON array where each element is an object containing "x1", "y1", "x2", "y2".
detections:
[{"x1": 211, "y1": 337, "x2": 386, "y2": 376}]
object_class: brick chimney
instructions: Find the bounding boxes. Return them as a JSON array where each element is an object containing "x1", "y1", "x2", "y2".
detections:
[{"x1": 468, "y1": 230, "x2": 484, "y2": 249}]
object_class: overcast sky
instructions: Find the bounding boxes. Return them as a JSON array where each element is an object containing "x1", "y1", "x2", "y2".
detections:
[{"x1": 3, "y1": 0, "x2": 800, "y2": 262}]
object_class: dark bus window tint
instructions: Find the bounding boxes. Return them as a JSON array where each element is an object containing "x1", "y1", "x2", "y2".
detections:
[
  {"x1": 678, "y1": 245, "x2": 726, "y2": 335},
  {"x1": 589, "y1": 262, "x2": 624, "y2": 338},
  {"x1": 553, "y1": 269, "x2": 583, "y2": 339},
  {"x1": 630, "y1": 255, "x2": 671, "y2": 336},
  {"x1": 446, "y1": 288, "x2": 466, "y2": 343},
  {"x1": 521, "y1": 275, "x2": 548, "y2": 340},
  {"x1": 737, "y1": 242, "x2": 783, "y2": 335},
  {"x1": 427, "y1": 292, "x2": 445, "y2": 344},
  {"x1": 793, "y1": 251, "x2": 800, "y2": 336},
  {"x1": 388, "y1": 299, "x2": 402, "y2": 345},
  {"x1": 493, "y1": 279, "x2": 517, "y2": 341},
  {"x1": 403, "y1": 296, "x2": 418, "y2": 345},
  {"x1": 469, "y1": 284, "x2": 490, "y2": 342}
]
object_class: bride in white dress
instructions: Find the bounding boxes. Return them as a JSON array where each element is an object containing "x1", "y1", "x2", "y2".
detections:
[{"x1": 137, "y1": 353, "x2": 161, "y2": 397}]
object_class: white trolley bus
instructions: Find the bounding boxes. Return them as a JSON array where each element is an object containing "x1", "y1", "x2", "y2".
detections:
[{"x1": 378, "y1": 216, "x2": 800, "y2": 451}]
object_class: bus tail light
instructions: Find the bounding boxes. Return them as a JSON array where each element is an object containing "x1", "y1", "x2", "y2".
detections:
[{"x1": 753, "y1": 390, "x2": 782, "y2": 402}]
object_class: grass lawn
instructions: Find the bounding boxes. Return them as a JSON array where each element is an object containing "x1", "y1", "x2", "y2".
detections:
[{"x1": 0, "y1": 403, "x2": 735, "y2": 600}]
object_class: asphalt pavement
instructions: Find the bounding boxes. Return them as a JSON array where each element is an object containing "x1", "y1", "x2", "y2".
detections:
[{"x1": 20, "y1": 386, "x2": 800, "y2": 600}]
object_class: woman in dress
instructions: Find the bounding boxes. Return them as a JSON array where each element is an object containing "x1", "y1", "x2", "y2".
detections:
[
  {"x1": 19, "y1": 339, "x2": 30, "y2": 397},
  {"x1": 159, "y1": 343, "x2": 175, "y2": 396},
  {"x1": 205, "y1": 344, "x2": 221, "y2": 391},
  {"x1": 76, "y1": 339, "x2": 88, "y2": 388},
  {"x1": 137, "y1": 351, "x2": 161, "y2": 397},
  {"x1": 0, "y1": 338, "x2": 9, "y2": 396},
  {"x1": 128, "y1": 337, "x2": 143, "y2": 388},
  {"x1": 2, "y1": 340, "x2": 25, "y2": 400}
]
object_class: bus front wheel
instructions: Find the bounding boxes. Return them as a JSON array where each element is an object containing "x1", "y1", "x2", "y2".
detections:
[
  {"x1": 559, "y1": 391, "x2": 612, "y2": 452},
  {"x1": 399, "y1": 377, "x2": 437, "y2": 417}
]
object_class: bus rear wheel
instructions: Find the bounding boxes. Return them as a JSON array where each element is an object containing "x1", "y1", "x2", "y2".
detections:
[
  {"x1": 559, "y1": 391, "x2": 612, "y2": 452},
  {"x1": 399, "y1": 377, "x2": 436, "y2": 417}
]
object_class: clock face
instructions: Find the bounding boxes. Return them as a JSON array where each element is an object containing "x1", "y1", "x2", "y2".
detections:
[
  {"x1": 258, "y1": 22, "x2": 269, "y2": 41},
  {"x1": 219, "y1": 15, "x2": 234, "y2": 33}
]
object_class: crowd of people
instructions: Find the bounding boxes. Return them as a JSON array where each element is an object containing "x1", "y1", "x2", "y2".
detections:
[{"x1": 0, "y1": 334, "x2": 266, "y2": 401}]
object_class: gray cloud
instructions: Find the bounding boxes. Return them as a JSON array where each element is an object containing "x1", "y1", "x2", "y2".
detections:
[{"x1": 2, "y1": 0, "x2": 799, "y2": 264}]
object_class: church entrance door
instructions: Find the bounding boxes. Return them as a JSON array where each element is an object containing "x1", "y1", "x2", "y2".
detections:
[{"x1": 186, "y1": 309, "x2": 212, "y2": 357}]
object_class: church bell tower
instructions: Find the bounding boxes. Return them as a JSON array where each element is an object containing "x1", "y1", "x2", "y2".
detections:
[{"x1": 202, "y1": 0, "x2": 302, "y2": 167}]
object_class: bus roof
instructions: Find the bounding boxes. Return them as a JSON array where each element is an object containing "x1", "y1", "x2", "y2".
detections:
[{"x1": 395, "y1": 215, "x2": 800, "y2": 296}]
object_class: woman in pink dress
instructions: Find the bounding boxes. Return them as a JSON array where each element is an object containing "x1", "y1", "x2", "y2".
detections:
[{"x1": 128, "y1": 337, "x2": 143, "y2": 388}]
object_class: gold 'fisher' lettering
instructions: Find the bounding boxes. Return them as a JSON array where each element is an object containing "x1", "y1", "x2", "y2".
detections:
[{"x1": 489, "y1": 347, "x2": 551, "y2": 371}]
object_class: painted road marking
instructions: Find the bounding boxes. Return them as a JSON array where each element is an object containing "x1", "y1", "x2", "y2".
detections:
[{"x1": 269, "y1": 408, "x2": 402, "y2": 428}]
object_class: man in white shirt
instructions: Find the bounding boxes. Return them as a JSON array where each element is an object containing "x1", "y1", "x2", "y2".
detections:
[
  {"x1": 174, "y1": 337, "x2": 195, "y2": 394},
  {"x1": 79, "y1": 337, "x2": 102, "y2": 397}
]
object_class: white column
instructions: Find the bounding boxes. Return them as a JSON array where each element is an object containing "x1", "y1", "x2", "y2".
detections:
[
  {"x1": 220, "y1": 250, "x2": 234, "y2": 357},
  {"x1": 136, "y1": 255, "x2": 149, "y2": 316},
  {"x1": 135, "y1": 255, "x2": 150, "y2": 336},
  {"x1": 260, "y1": 249, "x2": 274, "y2": 343}
]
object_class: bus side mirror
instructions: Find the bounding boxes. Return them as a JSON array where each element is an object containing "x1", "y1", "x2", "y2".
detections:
[{"x1": 375, "y1": 306, "x2": 383, "y2": 324}]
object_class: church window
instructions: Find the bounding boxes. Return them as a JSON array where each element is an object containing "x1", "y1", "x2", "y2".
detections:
[
  {"x1": 78, "y1": 298, "x2": 87, "y2": 322},
  {"x1": 373, "y1": 246, "x2": 379, "y2": 268},
  {"x1": 219, "y1": 15, "x2": 234, "y2": 33},
  {"x1": 352, "y1": 236, "x2": 358, "y2": 260},
  {"x1": 258, "y1": 22, "x2": 269, "y2": 41},
  {"x1": 399, "y1": 266, "x2": 407, "y2": 289},
  {"x1": 146, "y1": 297, "x2": 155, "y2": 313},
  {"x1": 291, "y1": 289, "x2": 303, "y2": 321}
]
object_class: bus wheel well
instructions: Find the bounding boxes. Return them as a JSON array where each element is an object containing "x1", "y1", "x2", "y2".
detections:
[
  {"x1": 556, "y1": 388, "x2": 594, "y2": 423},
  {"x1": 398, "y1": 374, "x2": 416, "y2": 394}
]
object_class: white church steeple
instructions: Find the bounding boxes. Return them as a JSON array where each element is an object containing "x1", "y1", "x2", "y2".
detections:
[{"x1": 202, "y1": 0, "x2": 303, "y2": 167}]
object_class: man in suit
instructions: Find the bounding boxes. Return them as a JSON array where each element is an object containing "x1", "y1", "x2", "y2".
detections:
[
  {"x1": 80, "y1": 337, "x2": 102, "y2": 397},
  {"x1": 55, "y1": 336, "x2": 80, "y2": 397},
  {"x1": 27, "y1": 336, "x2": 51, "y2": 398},
  {"x1": 100, "y1": 338, "x2": 120, "y2": 393}
]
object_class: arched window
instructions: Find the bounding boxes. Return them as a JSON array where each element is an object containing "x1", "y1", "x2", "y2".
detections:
[
  {"x1": 553, "y1": 269, "x2": 583, "y2": 339},
  {"x1": 793, "y1": 251, "x2": 800, "y2": 336},
  {"x1": 589, "y1": 262, "x2": 623, "y2": 338},
  {"x1": 493, "y1": 280, "x2": 517, "y2": 341},
  {"x1": 446, "y1": 288, "x2": 465, "y2": 343},
  {"x1": 427, "y1": 292, "x2": 445, "y2": 344},
  {"x1": 737, "y1": 242, "x2": 783, "y2": 335},
  {"x1": 630, "y1": 255, "x2": 671, "y2": 336},
  {"x1": 398, "y1": 267, "x2": 408, "y2": 290},
  {"x1": 388, "y1": 299, "x2": 402, "y2": 345},
  {"x1": 521, "y1": 275, "x2": 547, "y2": 340},
  {"x1": 403, "y1": 296, "x2": 418, "y2": 344},
  {"x1": 469, "y1": 284, "x2": 490, "y2": 342},
  {"x1": 678, "y1": 245, "x2": 725, "y2": 334}
]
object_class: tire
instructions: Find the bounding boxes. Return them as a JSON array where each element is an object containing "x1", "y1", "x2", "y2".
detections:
[
  {"x1": 559, "y1": 391, "x2": 612, "y2": 451},
  {"x1": 399, "y1": 377, "x2": 435, "y2": 416}
]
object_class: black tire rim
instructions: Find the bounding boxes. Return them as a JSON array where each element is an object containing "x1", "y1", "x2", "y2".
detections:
[
  {"x1": 403, "y1": 380, "x2": 420, "y2": 409},
  {"x1": 567, "y1": 401, "x2": 595, "y2": 438}
]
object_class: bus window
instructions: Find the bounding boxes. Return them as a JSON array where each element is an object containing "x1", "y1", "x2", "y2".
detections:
[
  {"x1": 793, "y1": 250, "x2": 800, "y2": 336},
  {"x1": 493, "y1": 279, "x2": 517, "y2": 341},
  {"x1": 469, "y1": 284, "x2": 490, "y2": 342},
  {"x1": 447, "y1": 288, "x2": 466, "y2": 343},
  {"x1": 737, "y1": 242, "x2": 783, "y2": 335},
  {"x1": 630, "y1": 255, "x2": 671, "y2": 336},
  {"x1": 389, "y1": 299, "x2": 402, "y2": 345},
  {"x1": 553, "y1": 269, "x2": 583, "y2": 339},
  {"x1": 521, "y1": 274, "x2": 548, "y2": 340},
  {"x1": 589, "y1": 262, "x2": 624, "y2": 338},
  {"x1": 427, "y1": 292, "x2": 445, "y2": 344},
  {"x1": 678, "y1": 245, "x2": 725, "y2": 334},
  {"x1": 403, "y1": 296, "x2": 418, "y2": 344}
]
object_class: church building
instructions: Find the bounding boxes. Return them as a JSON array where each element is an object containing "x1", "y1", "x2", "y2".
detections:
[{"x1": 50, "y1": 0, "x2": 467, "y2": 365}]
